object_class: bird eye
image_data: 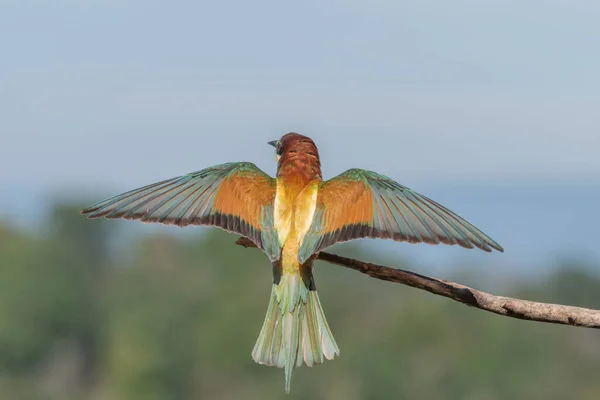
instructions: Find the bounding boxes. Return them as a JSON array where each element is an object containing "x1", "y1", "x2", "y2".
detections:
[{"x1": 276, "y1": 144, "x2": 284, "y2": 156}]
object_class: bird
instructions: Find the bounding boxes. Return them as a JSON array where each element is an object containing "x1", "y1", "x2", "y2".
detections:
[{"x1": 81, "y1": 132, "x2": 503, "y2": 392}]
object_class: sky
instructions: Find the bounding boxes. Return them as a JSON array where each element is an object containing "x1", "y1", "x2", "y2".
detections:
[{"x1": 1, "y1": 1, "x2": 599, "y2": 274}]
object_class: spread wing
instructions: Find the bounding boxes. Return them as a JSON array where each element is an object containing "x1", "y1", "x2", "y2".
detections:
[
  {"x1": 81, "y1": 162, "x2": 280, "y2": 260},
  {"x1": 298, "y1": 169, "x2": 503, "y2": 263}
]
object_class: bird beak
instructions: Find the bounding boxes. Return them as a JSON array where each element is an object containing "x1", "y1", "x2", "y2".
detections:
[{"x1": 267, "y1": 140, "x2": 278, "y2": 148}]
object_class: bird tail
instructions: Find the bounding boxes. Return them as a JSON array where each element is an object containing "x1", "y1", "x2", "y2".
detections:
[{"x1": 251, "y1": 271, "x2": 339, "y2": 393}]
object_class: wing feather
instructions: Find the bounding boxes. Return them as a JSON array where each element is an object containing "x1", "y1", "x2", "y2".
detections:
[
  {"x1": 298, "y1": 168, "x2": 503, "y2": 263},
  {"x1": 82, "y1": 162, "x2": 280, "y2": 260}
]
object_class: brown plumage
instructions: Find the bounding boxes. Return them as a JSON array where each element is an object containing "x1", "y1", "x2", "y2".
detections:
[
  {"x1": 276, "y1": 133, "x2": 323, "y2": 185},
  {"x1": 212, "y1": 168, "x2": 275, "y2": 228},
  {"x1": 317, "y1": 176, "x2": 375, "y2": 231}
]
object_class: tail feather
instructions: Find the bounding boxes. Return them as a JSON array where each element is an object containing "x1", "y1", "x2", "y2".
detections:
[{"x1": 252, "y1": 273, "x2": 339, "y2": 393}]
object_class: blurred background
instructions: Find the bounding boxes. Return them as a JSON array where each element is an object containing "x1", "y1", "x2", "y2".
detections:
[{"x1": 1, "y1": 1, "x2": 600, "y2": 399}]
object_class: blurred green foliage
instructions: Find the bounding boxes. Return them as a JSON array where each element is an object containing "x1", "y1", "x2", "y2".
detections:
[{"x1": 0, "y1": 202, "x2": 599, "y2": 400}]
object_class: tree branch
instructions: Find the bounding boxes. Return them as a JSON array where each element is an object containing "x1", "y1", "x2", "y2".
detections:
[{"x1": 235, "y1": 237, "x2": 600, "y2": 329}]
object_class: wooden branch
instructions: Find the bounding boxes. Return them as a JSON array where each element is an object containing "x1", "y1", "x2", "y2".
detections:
[{"x1": 235, "y1": 237, "x2": 600, "y2": 329}]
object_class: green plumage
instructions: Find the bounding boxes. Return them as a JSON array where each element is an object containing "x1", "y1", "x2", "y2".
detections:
[{"x1": 252, "y1": 272, "x2": 339, "y2": 393}]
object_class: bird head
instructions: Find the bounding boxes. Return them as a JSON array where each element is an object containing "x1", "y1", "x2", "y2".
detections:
[{"x1": 268, "y1": 133, "x2": 322, "y2": 177}]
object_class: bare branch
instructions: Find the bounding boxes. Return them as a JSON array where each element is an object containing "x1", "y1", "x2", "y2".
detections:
[{"x1": 235, "y1": 237, "x2": 600, "y2": 329}]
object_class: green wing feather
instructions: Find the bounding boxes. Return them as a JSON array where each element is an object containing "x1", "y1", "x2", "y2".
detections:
[
  {"x1": 299, "y1": 169, "x2": 503, "y2": 263},
  {"x1": 81, "y1": 162, "x2": 281, "y2": 260}
]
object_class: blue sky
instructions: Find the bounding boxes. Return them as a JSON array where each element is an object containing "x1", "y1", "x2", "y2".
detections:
[{"x1": 1, "y1": 1, "x2": 599, "y2": 274}]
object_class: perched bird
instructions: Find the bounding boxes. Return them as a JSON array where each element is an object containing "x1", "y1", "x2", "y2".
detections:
[{"x1": 81, "y1": 132, "x2": 503, "y2": 392}]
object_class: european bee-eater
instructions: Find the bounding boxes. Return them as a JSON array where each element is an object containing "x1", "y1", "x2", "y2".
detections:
[{"x1": 81, "y1": 132, "x2": 503, "y2": 392}]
